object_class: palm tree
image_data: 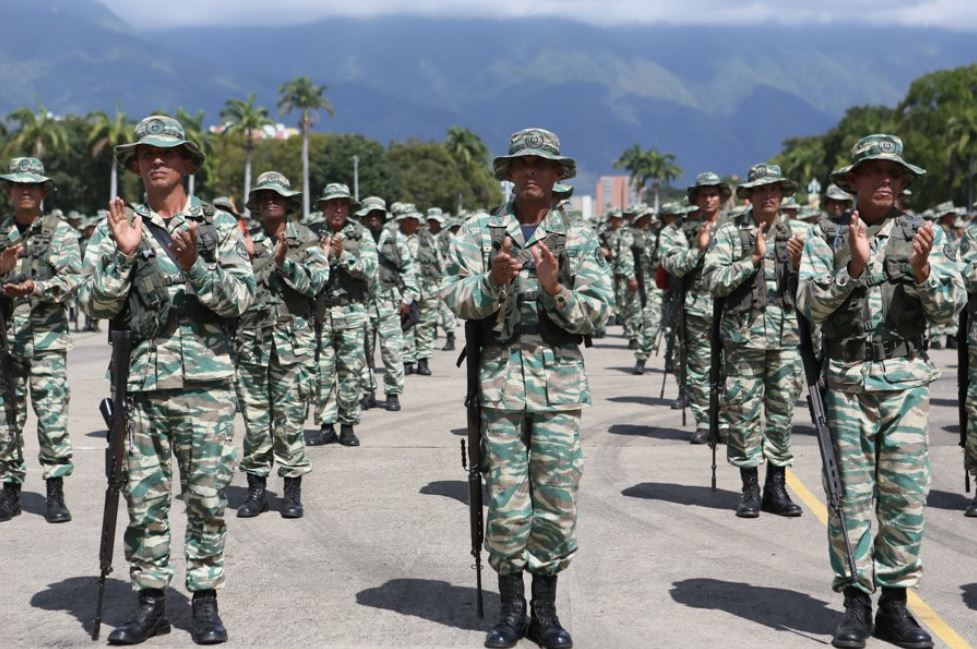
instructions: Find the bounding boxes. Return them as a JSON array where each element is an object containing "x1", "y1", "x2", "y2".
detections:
[
  {"x1": 220, "y1": 94, "x2": 273, "y2": 214},
  {"x1": 5, "y1": 100, "x2": 69, "y2": 159},
  {"x1": 946, "y1": 108, "x2": 977, "y2": 211},
  {"x1": 88, "y1": 108, "x2": 134, "y2": 200},
  {"x1": 445, "y1": 126, "x2": 489, "y2": 169},
  {"x1": 278, "y1": 76, "x2": 335, "y2": 218},
  {"x1": 175, "y1": 108, "x2": 209, "y2": 197},
  {"x1": 613, "y1": 144, "x2": 657, "y2": 206}
]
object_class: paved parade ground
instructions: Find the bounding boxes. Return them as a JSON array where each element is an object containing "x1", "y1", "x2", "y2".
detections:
[{"x1": 2, "y1": 326, "x2": 975, "y2": 648}]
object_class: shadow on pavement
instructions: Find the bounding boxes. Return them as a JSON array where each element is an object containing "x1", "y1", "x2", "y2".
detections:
[
  {"x1": 420, "y1": 480, "x2": 468, "y2": 506},
  {"x1": 85, "y1": 429, "x2": 107, "y2": 438},
  {"x1": 451, "y1": 428, "x2": 467, "y2": 437},
  {"x1": 622, "y1": 482, "x2": 740, "y2": 510},
  {"x1": 19, "y1": 490, "x2": 48, "y2": 517},
  {"x1": 607, "y1": 424, "x2": 688, "y2": 442},
  {"x1": 607, "y1": 366, "x2": 663, "y2": 375},
  {"x1": 942, "y1": 423, "x2": 960, "y2": 435},
  {"x1": 962, "y1": 583, "x2": 977, "y2": 611},
  {"x1": 356, "y1": 578, "x2": 499, "y2": 631},
  {"x1": 29, "y1": 576, "x2": 192, "y2": 636},
  {"x1": 670, "y1": 578, "x2": 836, "y2": 637},
  {"x1": 931, "y1": 398, "x2": 956, "y2": 408},
  {"x1": 926, "y1": 489, "x2": 969, "y2": 511},
  {"x1": 606, "y1": 395, "x2": 673, "y2": 407}
]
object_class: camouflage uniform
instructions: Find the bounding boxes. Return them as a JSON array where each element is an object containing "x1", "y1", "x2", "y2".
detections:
[
  {"x1": 435, "y1": 216, "x2": 459, "y2": 344},
  {"x1": 952, "y1": 219, "x2": 977, "y2": 513},
  {"x1": 598, "y1": 215, "x2": 634, "y2": 335},
  {"x1": 798, "y1": 135, "x2": 965, "y2": 597},
  {"x1": 80, "y1": 116, "x2": 255, "y2": 594},
  {"x1": 401, "y1": 209, "x2": 443, "y2": 370},
  {"x1": 634, "y1": 212, "x2": 664, "y2": 366},
  {"x1": 619, "y1": 207, "x2": 644, "y2": 342}
]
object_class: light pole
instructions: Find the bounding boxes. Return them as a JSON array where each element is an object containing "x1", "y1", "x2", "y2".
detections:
[{"x1": 353, "y1": 155, "x2": 360, "y2": 202}]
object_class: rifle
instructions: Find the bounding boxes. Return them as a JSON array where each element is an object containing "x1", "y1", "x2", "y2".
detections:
[
  {"x1": 456, "y1": 319, "x2": 484, "y2": 618},
  {"x1": 707, "y1": 297, "x2": 724, "y2": 491},
  {"x1": 364, "y1": 323, "x2": 377, "y2": 395},
  {"x1": 676, "y1": 278, "x2": 688, "y2": 426},
  {"x1": 92, "y1": 328, "x2": 133, "y2": 641},
  {"x1": 0, "y1": 298, "x2": 17, "y2": 430},
  {"x1": 796, "y1": 309, "x2": 858, "y2": 582},
  {"x1": 659, "y1": 288, "x2": 675, "y2": 399},
  {"x1": 959, "y1": 306, "x2": 970, "y2": 492},
  {"x1": 632, "y1": 243, "x2": 647, "y2": 308}
]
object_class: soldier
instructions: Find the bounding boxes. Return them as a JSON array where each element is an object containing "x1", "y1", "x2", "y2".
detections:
[
  {"x1": 0, "y1": 157, "x2": 82, "y2": 524},
  {"x1": 659, "y1": 172, "x2": 731, "y2": 444},
  {"x1": 312, "y1": 183, "x2": 378, "y2": 447},
  {"x1": 428, "y1": 207, "x2": 458, "y2": 351},
  {"x1": 234, "y1": 172, "x2": 328, "y2": 520},
  {"x1": 932, "y1": 202, "x2": 963, "y2": 349},
  {"x1": 358, "y1": 196, "x2": 417, "y2": 412},
  {"x1": 960, "y1": 215, "x2": 977, "y2": 517},
  {"x1": 631, "y1": 206, "x2": 662, "y2": 374},
  {"x1": 703, "y1": 164, "x2": 804, "y2": 518},
  {"x1": 824, "y1": 184, "x2": 854, "y2": 220},
  {"x1": 398, "y1": 207, "x2": 442, "y2": 376},
  {"x1": 81, "y1": 212, "x2": 104, "y2": 332},
  {"x1": 620, "y1": 206, "x2": 644, "y2": 348},
  {"x1": 80, "y1": 115, "x2": 255, "y2": 644},
  {"x1": 444, "y1": 128, "x2": 613, "y2": 649},
  {"x1": 799, "y1": 134, "x2": 964, "y2": 649},
  {"x1": 598, "y1": 209, "x2": 635, "y2": 344}
]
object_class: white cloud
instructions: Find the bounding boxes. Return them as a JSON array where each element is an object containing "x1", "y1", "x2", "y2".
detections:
[{"x1": 100, "y1": 0, "x2": 977, "y2": 30}]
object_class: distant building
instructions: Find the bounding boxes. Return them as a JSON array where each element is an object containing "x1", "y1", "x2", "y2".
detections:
[
  {"x1": 595, "y1": 176, "x2": 638, "y2": 216},
  {"x1": 208, "y1": 122, "x2": 299, "y2": 140}
]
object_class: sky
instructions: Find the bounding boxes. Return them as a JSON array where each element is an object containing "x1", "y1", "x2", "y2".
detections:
[{"x1": 102, "y1": 0, "x2": 977, "y2": 31}]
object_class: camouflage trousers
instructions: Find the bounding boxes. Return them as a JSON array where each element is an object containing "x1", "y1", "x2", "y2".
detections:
[
  {"x1": 360, "y1": 299, "x2": 406, "y2": 396},
  {"x1": 315, "y1": 315, "x2": 367, "y2": 426},
  {"x1": 686, "y1": 313, "x2": 728, "y2": 433},
  {"x1": 723, "y1": 346, "x2": 798, "y2": 468},
  {"x1": 483, "y1": 407, "x2": 583, "y2": 576},
  {"x1": 0, "y1": 350, "x2": 72, "y2": 484},
  {"x1": 634, "y1": 288, "x2": 663, "y2": 362},
  {"x1": 404, "y1": 294, "x2": 439, "y2": 363},
  {"x1": 124, "y1": 385, "x2": 237, "y2": 592},
  {"x1": 614, "y1": 276, "x2": 641, "y2": 339},
  {"x1": 438, "y1": 299, "x2": 457, "y2": 332},
  {"x1": 237, "y1": 355, "x2": 312, "y2": 479},
  {"x1": 825, "y1": 385, "x2": 931, "y2": 594},
  {"x1": 965, "y1": 316, "x2": 977, "y2": 474}
]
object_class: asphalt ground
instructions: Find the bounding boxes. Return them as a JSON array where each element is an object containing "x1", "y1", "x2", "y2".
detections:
[{"x1": 1, "y1": 325, "x2": 975, "y2": 648}]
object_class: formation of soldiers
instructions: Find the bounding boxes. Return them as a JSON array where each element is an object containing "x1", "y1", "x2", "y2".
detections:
[{"x1": 0, "y1": 116, "x2": 973, "y2": 649}]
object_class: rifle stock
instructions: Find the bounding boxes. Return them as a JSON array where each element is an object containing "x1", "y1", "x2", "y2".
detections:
[
  {"x1": 457, "y1": 319, "x2": 484, "y2": 618},
  {"x1": 959, "y1": 306, "x2": 970, "y2": 492},
  {"x1": 708, "y1": 297, "x2": 724, "y2": 491}
]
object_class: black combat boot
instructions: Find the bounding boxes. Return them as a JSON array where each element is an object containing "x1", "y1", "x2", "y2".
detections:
[
  {"x1": 760, "y1": 465, "x2": 802, "y2": 517},
  {"x1": 627, "y1": 338, "x2": 638, "y2": 350},
  {"x1": 946, "y1": 335, "x2": 958, "y2": 350},
  {"x1": 281, "y1": 477, "x2": 303, "y2": 519},
  {"x1": 107, "y1": 588, "x2": 170, "y2": 645},
  {"x1": 718, "y1": 426, "x2": 730, "y2": 445},
  {"x1": 191, "y1": 590, "x2": 227, "y2": 645},
  {"x1": 485, "y1": 572, "x2": 528, "y2": 649},
  {"x1": 670, "y1": 391, "x2": 688, "y2": 410},
  {"x1": 404, "y1": 362, "x2": 415, "y2": 375},
  {"x1": 526, "y1": 574, "x2": 573, "y2": 649},
  {"x1": 965, "y1": 491, "x2": 977, "y2": 518},
  {"x1": 832, "y1": 587, "x2": 872, "y2": 649},
  {"x1": 236, "y1": 474, "x2": 268, "y2": 518},
  {"x1": 442, "y1": 332, "x2": 456, "y2": 351},
  {"x1": 360, "y1": 390, "x2": 377, "y2": 410},
  {"x1": 339, "y1": 424, "x2": 360, "y2": 447},
  {"x1": 632, "y1": 359, "x2": 646, "y2": 375},
  {"x1": 44, "y1": 477, "x2": 72, "y2": 523},
  {"x1": 416, "y1": 358, "x2": 432, "y2": 376},
  {"x1": 0, "y1": 482, "x2": 22, "y2": 522},
  {"x1": 689, "y1": 428, "x2": 708, "y2": 445},
  {"x1": 385, "y1": 394, "x2": 401, "y2": 412},
  {"x1": 736, "y1": 467, "x2": 761, "y2": 518},
  {"x1": 309, "y1": 423, "x2": 338, "y2": 446},
  {"x1": 874, "y1": 587, "x2": 933, "y2": 649}
]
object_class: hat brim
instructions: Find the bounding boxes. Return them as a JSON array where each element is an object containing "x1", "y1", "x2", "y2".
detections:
[
  {"x1": 245, "y1": 185, "x2": 301, "y2": 213},
  {"x1": 687, "y1": 183, "x2": 732, "y2": 203},
  {"x1": 316, "y1": 194, "x2": 358, "y2": 208},
  {"x1": 735, "y1": 178, "x2": 798, "y2": 200},
  {"x1": 492, "y1": 150, "x2": 577, "y2": 181},
  {"x1": 356, "y1": 207, "x2": 388, "y2": 219},
  {"x1": 0, "y1": 172, "x2": 54, "y2": 186},
  {"x1": 830, "y1": 155, "x2": 925, "y2": 194},
  {"x1": 116, "y1": 137, "x2": 205, "y2": 174}
]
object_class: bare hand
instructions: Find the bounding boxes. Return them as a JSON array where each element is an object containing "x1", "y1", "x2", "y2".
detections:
[
  {"x1": 490, "y1": 236, "x2": 521, "y2": 286},
  {"x1": 787, "y1": 235, "x2": 804, "y2": 270},
  {"x1": 847, "y1": 210, "x2": 870, "y2": 279},
  {"x1": 170, "y1": 222, "x2": 198, "y2": 271},
  {"x1": 273, "y1": 235, "x2": 288, "y2": 266},
  {"x1": 909, "y1": 221, "x2": 934, "y2": 283},
  {"x1": 3, "y1": 278, "x2": 34, "y2": 298},
  {"x1": 600, "y1": 246, "x2": 612, "y2": 259},
  {"x1": 531, "y1": 242, "x2": 560, "y2": 296},
  {"x1": 627, "y1": 277, "x2": 638, "y2": 292},
  {"x1": 329, "y1": 235, "x2": 344, "y2": 259},
  {"x1": 750, "y1": 222, "x2": 769, "y2": 266},
  {"x1": 320, "y1": 234, "x2": 333, "y2": 260},
  {"x1": 696, "y1": 220, "x2": 714, "y2": 251},
  {"x1": 107, "y1": 197, "x2": 141, "y2": 256},
  {"x1": 0, "y1": 244, "x2": 24, "y2": 275}
]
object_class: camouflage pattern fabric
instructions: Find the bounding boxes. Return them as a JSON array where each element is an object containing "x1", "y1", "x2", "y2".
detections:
[
  {"x1": 798, "y1": 211, "x2": 965, "y2": 593},
  {"x1": 956, "y1": 221, "x2": 977, "y2": 474},
  {"x1": 600, "y1": 226, "x2": 635, "y2": 335},
  {"x1": 634, "y1": 226, "x2": 663, "y2": 362},
  {"x1": 437, "y1": 230, "x2": 459, "y2": 333},
  {"x1": 404, "y1": 229, "x2": 442, "y2": 362}
]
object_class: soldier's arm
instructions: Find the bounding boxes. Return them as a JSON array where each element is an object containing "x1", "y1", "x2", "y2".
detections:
[
  {"x1": 79, "y1": 221, "x2": 132, "y2": 319},
  {"x1": 186, "y1": 214, "x2": 255, "y2": 318},
  {"x1": 702, "y1": 225, "x2": 754, "y2": 296},
  {"x1": 957, "y1": 225, "x2": 977, "y2": 294},
  {"x1": 337, "y1": 234, "x2": 378, "y2": 281},
  {"x1": 398, "y1": 235, "x2": 420, "y2": 304},
  {"x1": 539, "y1": 227, "x2": 614, "y2": 333},
  {"x1": 904, "y1": 225, "x2": 967, "y2": 326},
  {"x1": 659, "y1": 226, "x2": 702, "y2": 277},
  {"x1": 441, "y1": 219, "x2": 504, "y2": 321},
  {"x1": 797, "y1": 228, "x2": 856, "y2": 324},
  {"x1": 280, "y1": 244, "x2": 329, "y2": 298},
  {"x1": 33, "y1": 221, "x2": 83, "y2": 303}
]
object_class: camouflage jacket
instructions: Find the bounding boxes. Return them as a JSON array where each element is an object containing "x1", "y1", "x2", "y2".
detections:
[
  {"x1": 371, "y1": 227, "x2": 418, "y2": 306},
  {"x1": 659, "y1": 216, "x2": 729, "y2": 319},
  {"x1": 702, "y1": 212, "x2": 798, "y2": 350},
  {"x1": 598, "y1": 227, "x2": 634, "y2": 277},
  {"x1": 321, "y1": 218, "x2": 378, "y2": 330},
  {"x1": 442, "y1": 204, "x2": 613, "y2": 412},
  {"x1": 407, "y1": 228, "x2": 444, "y2": 298},
  {"x1": 798, "y1": 212, "x2": 965, "y2": 392},
  {"x1": 237, "y1": 220, "x2": 329, "y2": 366},
  {"x1": 0, "y1": 212, "x2": 83, "y2": 357},
  {"x1": 957, "y1": 221, "x2": 977, "y2": 298},
  {"x1": 80, "y1": 196, "x2": 255, "y2": 392}
]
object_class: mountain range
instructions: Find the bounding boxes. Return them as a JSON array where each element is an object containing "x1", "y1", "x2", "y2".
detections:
[{"x1": 3, "y1": 0, "x2": 976, "y2": 188}]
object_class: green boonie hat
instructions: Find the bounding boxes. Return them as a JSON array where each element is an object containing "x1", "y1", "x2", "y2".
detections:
[
  {"x1": 607, "y1": 208, "x2": 624, "y2": 219},
  {"x1": 0, "y1": 157, "x2": 54, "y2": 185},
  {"x1": 212, "y1": 196, "x2": 240, "y2": 217},
  {"x1": 736, "y1": 164, "x2": 797, "y2": 200},
  {"x1": 830, "y1": 134, "x2": 925, "y2": 194},
  {"x1": 492, "y1": 128, "x2": 576, "y2": 181},
  {"x1": 553, "y1": 183, "x2": 574, "y2": 200},
  {"x1": 316, "y1": 182, "x2": 357, "y2": 206},
  {"x1": 426, "y1": 207, "x2": 445, "y2": 225},
  {"x1": 246, "y1": 171, "x2": 301, "y2": 213},
  {"x1": 922, "y1": 209, "x2": 935, "y2": 221},
  {"x1": 67, "y1": 210, "x2": 81, "y2": 221},
  {"x1": 687, "y1": 171, "x2": 732, "y2": 203},
  {"x1": 798, "y1": 205, "x2": 820, "y2": 221},
  {"x1": 634, "y1": 205, "x2": 654, "y2": 221},
  {"x1": 659, "y1": 201, "x2": 685, "y2": 217},
  {"x1": 824, "y1": 184, "x2": 853, "y2": 203},
  {"x1": 934, "y1": 201, "x2": 960, "y2": 218},
  {"x1": 355, "y1": 196, "x2": 388, "y2": 218},
  {"x1": 115, "y1": 115, "x2": 205, "y2": 173},
  {"x1": 780, "y1": 197, "x2": 800, "y2": 211},
  {"x1": 397, "y1": 209, "x2": 423, "y2": 223},
  {"x1": 391, "y1": 202, "x2": 416, "y2": 218}
]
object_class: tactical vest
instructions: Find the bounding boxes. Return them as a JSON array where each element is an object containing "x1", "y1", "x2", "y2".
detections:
[
  {"x1": 724, "y1": 215, "x2": 795, "y2": 315},
  {"x1": 118, "y1": 202, "x2": 223, "y2": 339},
  {"x1": 416, "y1": 230, "x2": 442, "y2": 280},
  {"x1": 20, "y1": 213, "x2": 62, "y2": 284},
  {"x1": 322, "y1": 221, "x2": 369, "y2": 307},
  {"x1": 631, "y1": 228, "x2": 646, "y2": 270},
  {"x1": 241, "y1": 224, "x2": 318, "y2": 328},
  {"x1": 680, "y1": 219, "x2": 707, "y2": 287},
  {"x1": 376, "y1": 234, "x2": 403, "y2": 290},
  {"x1": 479, "y1": 213, "x2": 584, "y2": 347},
  {"x1": 819, "y1": 210, "x2": 926, "y2": 352}
]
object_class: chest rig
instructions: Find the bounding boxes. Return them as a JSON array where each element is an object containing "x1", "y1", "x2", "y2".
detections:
[
  {"x1": 724, "y1": 214, "x2": 795, "y2": 315},
  {"x1": 16, "y1": 213, "x2": 62, "y2": 285},
  {"x1": 322, "y1": 220, "x2": 368, "y2": 307},
  {"x1": 416, "y1": 229, "x2": 442, "y2": 280},
  {"x1": 244, "y1": 224, "x2": 318, "y2": 327},
  {"x1": 375, "y1": 231, "x2": 404, "y2": 290}
]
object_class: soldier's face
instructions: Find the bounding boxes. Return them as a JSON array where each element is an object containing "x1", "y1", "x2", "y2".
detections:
[
  {"x1": 257, "y1": 191, "x2": 287, "y2": 220},
  {"x1": 509, "y1": 156, "x2": 560, "y2": 202},
  {"x1": 7, "y1": 182, "x2": 46, "y2": 211},
  {"x1": 848, "y1": 160, "x2": 906, "y2": 212},
  {"x1": 400, "y1": 218, "x2": 420, "y2": 236},
  {"x1": 608, "y1": 217, "x2": 623, "y2": 230},
  {"x1": 364, "y1": 212, "x2": 384, "y2": 231},
  {"x1": 321, "y1": 198, "x2": 349, "y2": 231},
  {"x1": 694, "y1": 187, "x2": 722, "y2": 214},
  {"x1": 749, "y1": 184, "x2": 783, "y2": 219},
  {"x1": 427, "y1": 220, "x2": 442, "y2": 234},
  {"x1": 825, "y1": 198, "x2": 848, "y2": 218},
  {"x1": 136, "y1": 146, "x2": 192, "y2": 191}
]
